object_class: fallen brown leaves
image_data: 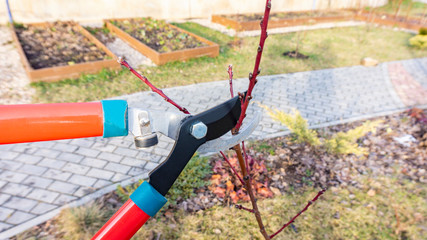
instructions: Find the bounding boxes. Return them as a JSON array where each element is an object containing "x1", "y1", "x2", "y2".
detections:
[{"x1": 209, "y1": 155, "x2": 274, "y2": 204}]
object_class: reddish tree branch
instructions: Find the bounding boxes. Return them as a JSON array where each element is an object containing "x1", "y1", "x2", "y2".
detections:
[
  {"x1": 220, "y1": 151, "x2": 245, "y2": 186},
  {"x1": 236, "y1": 204, "x2": 254, "y2": 213},
  {"x1": 233, "y1": 0, "x2": 271, "y2": 134},
  {"x1": 228, "y1": 65, "x2": 234, "y2": 98},
  {"x1": 118, "y1": 58, "x2": 190, "y2": 114},
  {"x1": 234, "y1": 144, "x2": 270, "y2": 239},
  {"x1": 270, "y1": 188, "x2": 326, "y2": 239}
]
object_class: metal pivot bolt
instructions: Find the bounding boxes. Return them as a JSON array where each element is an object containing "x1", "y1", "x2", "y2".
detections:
[{"x1": 191, "y1": 121, "x2": 207, "y2": 139}]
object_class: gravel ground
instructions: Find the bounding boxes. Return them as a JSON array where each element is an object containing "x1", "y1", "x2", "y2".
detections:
[
  {"x1": 0, "y1": 26, "x2": 34, "y2": 104},
  {"x1": 105, "y1": 38, "x2": 154, "y2": 67}
]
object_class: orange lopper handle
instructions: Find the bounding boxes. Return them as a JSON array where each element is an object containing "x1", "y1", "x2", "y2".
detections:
[{"x1": 0, "y1": 100, "x2": 128, "y2": 144}]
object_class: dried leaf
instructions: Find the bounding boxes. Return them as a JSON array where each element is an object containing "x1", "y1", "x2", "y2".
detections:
[
  {"x1": 210, "y1": 174, "x2": 221, "y2": 185},
  {"x1": 226, "y1": 180, "x2": 234, "y2": 192},
  {"x1": 213, "y1": 187, "x2": 226, "y2": 198}
]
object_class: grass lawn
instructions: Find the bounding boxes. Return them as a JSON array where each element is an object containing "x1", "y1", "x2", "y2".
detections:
[
  {"x1": 31, "y1": 23, "x2": 427, "y2": 103},
  {"x1": 132, "y1": 175, "x2": 426, "y2": 239},
  {"x1": 372, "y1": 0, "x2": 427, "y2": 18}
]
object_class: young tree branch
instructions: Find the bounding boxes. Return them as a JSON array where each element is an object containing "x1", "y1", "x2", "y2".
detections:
[
  {"x1": 269, "y1": 188, "x2": 326, "y2": 239},
  {"x1": 118, "y1": 58, "x2": 190, "y2": 114}
]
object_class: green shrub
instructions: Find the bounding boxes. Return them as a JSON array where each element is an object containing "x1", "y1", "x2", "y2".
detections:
[
  {"x1": 166, "y1": 153, "x2": 212, "y2": 206},
  {"x1": 409, "y1": 35, "x2": 427, "y2": 49},
  {"x1": 324, "y1": 120, "x2": 382, "y2": 156},
  {"x1": 57, "y1": 203, "x2": 109, "y2": 240},
  {"x1": 262, "y1": 105, "x2": 321, "y2": 146},
  {"x1": 264, "y1": 106, "x2": 382, "y2": 156},
  {"x1": 115, "y1": 154, "x2": 211, "y2": 207},
  {"x1": 419, "y1": 27, "x2": 427, "y2": 35}
]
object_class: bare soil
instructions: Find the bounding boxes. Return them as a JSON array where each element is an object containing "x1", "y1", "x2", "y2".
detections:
[
  {"x1": 15, "y1": 22, "x2": 110, "y2": 69},
  {"x1": 283, "y1": 50, "x2": 309, "y2": 59},
  {"x1": 84, "y1": 26, "x2": 116, "y2": 44},
  {"x1": 112, "y1": 18, "x2": 207, "y2": 53}
]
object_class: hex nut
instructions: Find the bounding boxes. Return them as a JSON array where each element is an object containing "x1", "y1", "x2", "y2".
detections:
[{"x1": 191, "y1": 122, "x2": 207, "y2": 139}]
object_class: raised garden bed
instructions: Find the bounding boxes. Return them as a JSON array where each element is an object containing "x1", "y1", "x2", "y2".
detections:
[
  {"x1": 212, "y1": 10, "x2": 355, "y2": 31},
  {"x1": 12, "y1": 22, "x2": 119, "y2": 82},
  {"x1": 355, "y1": 10, "x2": 426, "y2": 31},
  {"x1": 106, "y1": 18, "x2": 219, "y2": 65}
]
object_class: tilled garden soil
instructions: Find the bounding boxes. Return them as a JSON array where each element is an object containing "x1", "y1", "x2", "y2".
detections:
[
  {"x1": 224, "y1": 10, "x2": 353, "y2": 22},
  {"x1": 15, "y1": 22, "x2": 109, "y2": 69},
  {"x1": 112, "y1": 18, "x2": 207, "y2": 53},
  {"x1": 85, "y1": 26, "x2": 116, "y2": 45}
]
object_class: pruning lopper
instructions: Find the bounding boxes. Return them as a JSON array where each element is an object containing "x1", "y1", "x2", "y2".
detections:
[{"x1": 0, "y1": 95, "x2": 260, "y2": 240}]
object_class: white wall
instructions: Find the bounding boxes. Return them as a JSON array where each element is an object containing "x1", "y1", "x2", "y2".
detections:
[{"x1": 1, "y1": 0, "x2": 388, "y2": 24}]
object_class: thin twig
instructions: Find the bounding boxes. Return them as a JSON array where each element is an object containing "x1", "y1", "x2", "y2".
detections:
[
  {"x1": 118, "y1": 58, "x2": 190, "y2": 114},
  {"x1": 220, "y1": 151, "x2": 245, "y2": 186},
  {"x1": 235, "y1": 204, "x2": 254, "y2": 213},
  {"x1": 270, "y1": 189, "x2": 326, "y2": 239},
  {"x1": 228, "y1": 65, "x2": 234, "y2": 98},
  {"x1": 233, "y1": 0, "x2": 271, "y2": 134}
]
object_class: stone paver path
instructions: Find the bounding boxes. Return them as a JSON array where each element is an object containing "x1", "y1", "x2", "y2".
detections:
[{"x1": 0, "y1": 57, "x2": 426, "y2": 238}]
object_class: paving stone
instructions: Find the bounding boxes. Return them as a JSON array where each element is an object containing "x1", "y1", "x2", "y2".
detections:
[
  {"x1": 52, "y1": 142, "x2": 79, "y2": 152},
  {"x1": 18, "y1": 164, "x2": 48, "y2": 176},
  {"x1": 108, "y1": 138, "x2": 132, "y2": 148},
  {"x1": 86, "y1": 168, "x2": 114, "y2": 180},
  {"x1": 14, "y1": 154, "x2": 43, "y2": 164},
  {"x1": 91, "y1": 142, "x2": 116, "y2": 152},
  {"x1": 70, "y1": 139, "x2": 95, "y2": 148},
  {"x1": 5, "y1": 211, "x2": 35, "y2": 225},
  {"x1": 1, "y1": 183, "x2": 33, "y2": 197},
  {"x1": 62, "y1": 163, "x2": 90, "y2": 175},
  {"x1": 128, "y1": 167, "x2": 147, "y2": 176},
  {"x1": 104, "y1": 162, "x2": 130, "y2": 174},
  {"x1": 3, "y1": 197, "x2": 38, "y2": 212},
  {"x1": 98, "y1": 152, "x2": 122, "y2": 163},
  {"x1": 0, "y1": 207, "x2": 14, "y2": 221},
  {"x1": 22, "y1": 176, "x2": 53, "y2": 189},
  {"x1": 48, "y1": 181, "x2": 79, "y2": 195},
  {"x1": 33, "y1": 149, "x2": 61, "y2": 159},
  {"x1": 68, "y1": 174, "x2": 97, "y2": 187},
  {"x1": 43, "y1": 169, "x2": 72, "y2": 181},
  {"x1": 0, "y1": 194, "x2": 11, "y2": 205},
  {"x1": 37, "y1": 158, "x2": 67, "y2": 170},
  {"x1": 75, "y1": 147, "x2": 101, "y2": 158},
  {"x1": 0, "y1": 151, "x2": 18, "y2": 160},
  {"x1": 30, "y1": 202, "x2": 57, "y2": 215},
  {"x1": 27, "y1": 189, "x2": 59, "y2": 204},
  {"x1": 0, "y1": 160, "x2": 23, "y2": 171},
  {"x1": 93, "y1": 179, "x2": 112, "y2": 188},
  {"x1": 57, "y1": 152, "x2": 84, "y2": 163},
  {"x1": 53, "y1": 194, "x2": 77, "y2": 205},
  {"x1": 80, "y1": 157, "x2": 108, "y2": 168},
  {"x1": 121, "y1": 157, "x2": 146, "y2": 167},
  {"x1": 74, "y1": 186, "x2": 96, "y2": 198},
  {"x1": 144, "y1": 162, "x2": 159, "y2": 171},
  {"x1": 114, "y1": 147, "x2": 138, "y2": 157},
  {"x1": 153, "y1": 147, "x2": 171, "y2": 157},
  {"x1": 111, "y1": 173, "x2": 129, "y2": 182},
  {"x1": 0, "y1": 222, "x2": 12, "y2": 232},
  {"x1": 0, "y1": 171, "x2": 28, "y2": 183}
]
